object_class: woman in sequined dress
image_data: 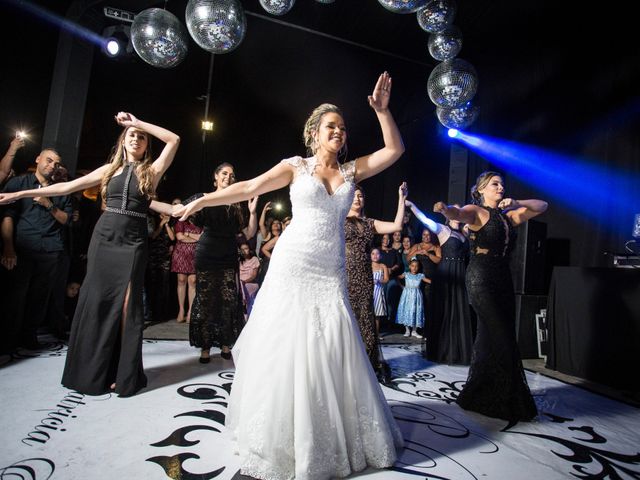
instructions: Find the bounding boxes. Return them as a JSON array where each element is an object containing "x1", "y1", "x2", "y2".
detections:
[{"x1": 344, "y1": 182, "x2": 406, "y2": 377}]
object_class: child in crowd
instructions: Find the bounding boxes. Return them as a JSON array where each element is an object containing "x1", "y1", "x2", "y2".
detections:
[
  {"x1": 371, "y1": 248, "x2": 389, "y2": 341},
  {"x1": 396, "y1": 257, "x2": 429, "y2": 338}
]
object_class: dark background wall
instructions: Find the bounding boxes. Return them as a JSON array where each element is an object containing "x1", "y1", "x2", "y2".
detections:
[{"x1": 2, "y1": 0, "x2": 638, "y2": 270}]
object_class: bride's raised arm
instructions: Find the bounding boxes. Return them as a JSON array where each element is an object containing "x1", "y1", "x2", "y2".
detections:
[{"x1": 354, "y1": 72, "x2": 405, "y2": 183}]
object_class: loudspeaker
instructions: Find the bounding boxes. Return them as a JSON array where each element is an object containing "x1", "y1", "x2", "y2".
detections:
[
  {"x1": 510, "y1": 219, "x2": 547, "y2": 294},
  {"x1": 515, "y1": 294, "x2": 547, "y2": 359}
]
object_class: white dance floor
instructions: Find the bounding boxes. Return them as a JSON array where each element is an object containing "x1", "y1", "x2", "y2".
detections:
[{"x1": 1, "y1": 339, "x2": 639, "y2": 479}]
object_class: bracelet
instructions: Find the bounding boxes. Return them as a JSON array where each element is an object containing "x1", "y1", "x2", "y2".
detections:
[{"x1": 46, "y1": 204, "x2": 54, "y2": 212}]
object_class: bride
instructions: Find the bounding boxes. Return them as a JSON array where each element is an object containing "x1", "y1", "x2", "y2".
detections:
[{"x1": 176, "y1": 72, "x2": 405, "y2": 480}]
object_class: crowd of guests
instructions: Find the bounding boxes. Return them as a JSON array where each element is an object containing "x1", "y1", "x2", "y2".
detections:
[
  {"x1": 0, "y1": 75, "x2": 547, "y2": 480},
  {"x1": 0, "y1": 105, "x2": 545, "y2": 423},
  {"x1": 0, "y1": 130, "x2": 478, "y2": 369}
]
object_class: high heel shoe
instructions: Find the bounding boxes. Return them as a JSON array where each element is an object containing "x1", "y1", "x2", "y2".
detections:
[
  {"x1": 199, "y1": 351, "x2": 210, "y2": 364},
  {"x1": 220, "y1": 351, "x2": 232, "y2": 360}
]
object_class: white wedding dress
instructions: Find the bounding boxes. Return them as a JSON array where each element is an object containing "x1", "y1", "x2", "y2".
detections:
[{"x1": 227, "y1": 156, "x2": 404, "y2": 480}]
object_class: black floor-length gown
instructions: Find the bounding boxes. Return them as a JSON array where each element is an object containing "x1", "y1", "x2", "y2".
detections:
[
  {"x1": 62, "y1": 164, "x2": 150, "y2": 397},
  {"x1": 456, "y1": 207, "x2": 537, "y2": 421},
  {"x1": 426, "y1": 233, "x2": 474, "y2": 365}
]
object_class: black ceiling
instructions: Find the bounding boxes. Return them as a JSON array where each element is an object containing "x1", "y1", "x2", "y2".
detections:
[{"x1": 3, "y1": 0, "x2": 638, "y2": 194}]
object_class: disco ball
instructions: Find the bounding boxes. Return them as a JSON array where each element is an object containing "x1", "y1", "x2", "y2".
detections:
[
  {"x1": 185, "y1": 0, "x2": 246, "y2": 54},
  {"x1": 428, "y1": 25, "x2": 462, "y2": 61},
  {"x1": 436, "y1": 102, "x2": 479, "y2": 129},
  {"x1": 130, "y1": 8, "x2": 188, "y2": 68},
  {"x1": 260, "y1": 0, "x2": 295, "y2": 16},
  {"x1": 377, "y1": 0, "x2": 428, "y2": 14},
  {"x1": 427, "y1": 58, "x2": 478, "y2": 108},
  {"x1": 417, "y1": 0, "x2": 456, "y2": 33}
]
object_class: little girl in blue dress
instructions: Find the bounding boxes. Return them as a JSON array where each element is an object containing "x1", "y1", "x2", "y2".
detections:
[{"x1": 396, "y1": 257, "x2": 430, "y2": 338}]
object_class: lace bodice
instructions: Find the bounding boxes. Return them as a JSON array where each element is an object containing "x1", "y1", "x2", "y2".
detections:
[
  {"x1": 268, "y1": 156, "x2": 356, "y2": 283},
  {"x1": 468, "y1": 206, "x2": 516, "y2": 259},
  {"x1": 284, "y1": 155, "x2": 355, "y2": 226}
]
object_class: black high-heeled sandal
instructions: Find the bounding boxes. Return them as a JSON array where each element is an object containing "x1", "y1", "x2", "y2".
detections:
[
  {"x1": 220, "y1": 351, "x2": 232, "y2": 360},
  {"x1": 199, "y1": 350, "x2": 210, "y2": 364}
]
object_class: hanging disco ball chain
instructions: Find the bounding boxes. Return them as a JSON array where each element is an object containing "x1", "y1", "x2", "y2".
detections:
[{"x1": 125, "y1": 0, "x2": 479, "y2": 129}]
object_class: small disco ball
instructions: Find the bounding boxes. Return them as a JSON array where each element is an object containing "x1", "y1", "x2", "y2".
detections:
[
  {"x1": 428, "y1": 25, "x2": 462, "y2": 61},
  {"x1": 260, "y1": 0, "x2": 295, "y2": 16},
  {"x1": 377, "y1": 0, "x2": 428, "y2": 14},
  {"x1": 437, "y1": 102, "x2": 479, "y2": 129},
  {"x1": 417, "y1": 0, "x2": 456, "y2": 33},
  {"x1": 185, "y1": 0, "x2": 246, "y2": 54},
  {"x1": 427, "y1": 58, "x2": 478, "y2": 108},
  {"x1": 130, "y1": 8, "x2": 188, "y2": 68}
]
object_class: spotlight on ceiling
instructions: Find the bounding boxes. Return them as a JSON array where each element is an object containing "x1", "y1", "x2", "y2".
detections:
[
  {"x1": 101, "y1": 24, "x2": 133, "y2": 59},
  {"x1": 105, "y1": 38, "x2": 120, "y2": 56}
]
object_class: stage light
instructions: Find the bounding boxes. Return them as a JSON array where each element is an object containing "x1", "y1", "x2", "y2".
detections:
[
  {"x1": 447, "y1": 128, "x2": 459, "y2": 138},
  {"x1": 101, "y1": 25, "x2": 133, "y2": 59},
  {"x1": 105, "y1": 38, "x2": 120, "y2": 56},
  {"x1": 201, "y1": 120, "x2": 214, "y2": 131}
]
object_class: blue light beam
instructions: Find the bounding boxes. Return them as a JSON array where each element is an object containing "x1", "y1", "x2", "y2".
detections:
[
  {"x1": 452, "y1": 131, "x2": 639, "y2": 231},
  {"x1": 6, "y1": 0, "x2": 108, "y2": 48}
]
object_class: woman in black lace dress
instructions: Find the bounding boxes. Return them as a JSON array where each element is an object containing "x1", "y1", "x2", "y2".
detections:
[
  {"x1": 435, "y1": 171, "x2": 547, "y2": 421},
  {"x1": 0, "y1": 112, "x2": 181, "y2": 396},
  {"x1": 189, "y1": 163, "x2": 258, "y2": 363}
]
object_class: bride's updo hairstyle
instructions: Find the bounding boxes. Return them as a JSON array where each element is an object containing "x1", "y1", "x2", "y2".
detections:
[
  {"x1": 303, "y1": 103, "x2": 344, "y2": 156},
  {"x1": 471, "y1": 171, "x2": 502, "y2": 205}
]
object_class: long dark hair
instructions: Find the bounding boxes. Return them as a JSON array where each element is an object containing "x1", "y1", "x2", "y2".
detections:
[{"x1": 212, "y1": 162, "x2": 244, "y2": 226}]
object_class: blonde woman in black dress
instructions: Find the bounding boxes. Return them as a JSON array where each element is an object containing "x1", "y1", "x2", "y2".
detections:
[{"x1": 435, "y1": 171, "x2": 547, "y2": 421}]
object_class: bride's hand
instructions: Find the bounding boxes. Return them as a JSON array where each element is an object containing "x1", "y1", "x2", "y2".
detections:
[
  {"x1": 368, "y1": 72, "x2": 392, "y2": 113},
  {"x1": 170, "y1": 203, "x2": 184, "y2": 217},
  {"x1": 177, "y1": 198, "x2": 206, "y2": 221},
  {"x1": 0, "y1": 192, "x2": 20, "y2": 204}
]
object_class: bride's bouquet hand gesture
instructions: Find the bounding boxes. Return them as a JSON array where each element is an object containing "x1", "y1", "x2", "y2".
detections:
[{"x1": 368, "y1": 71, "x2": 392, "y2": 113}]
